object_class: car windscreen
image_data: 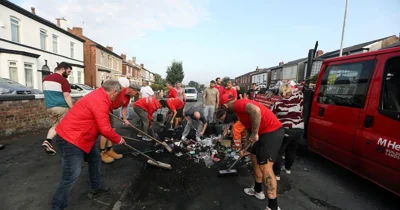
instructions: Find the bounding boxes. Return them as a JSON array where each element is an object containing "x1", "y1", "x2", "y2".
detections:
[
  {"x1": 185, "y1": 89, "x2": 196, "y2": 93},
  {"x1": 80, "y1": 84, "x2": 93, "y2": 90}
]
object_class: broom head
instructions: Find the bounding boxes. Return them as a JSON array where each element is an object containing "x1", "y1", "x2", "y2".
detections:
[
  {"x1": 161, "y1": 142, "x2": 173, "y2": 153},
  {"x1": 147, "y1": 159, "x2": 172, "y2": 170},
  {"x1": 218, "y1": 169, "x2": 238, "y2": 177}
]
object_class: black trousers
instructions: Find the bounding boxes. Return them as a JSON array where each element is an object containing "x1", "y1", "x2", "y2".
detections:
[{"x1": 273, "y1": 128, "x2": 303, "y2": 176}]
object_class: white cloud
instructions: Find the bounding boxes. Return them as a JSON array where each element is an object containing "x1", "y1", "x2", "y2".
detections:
[{"x1": 17, "y1": 0, "x2": 209, "y2": 49}]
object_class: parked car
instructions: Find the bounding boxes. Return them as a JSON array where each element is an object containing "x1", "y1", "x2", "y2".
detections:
[
  {"x1": 185, "y1": 87, "x2": 198, "y2": 101},
  {"x1": 70, "y1": 84, "x2": 94, "y2": 95},
  {"x1": 0, "y1": 77, "x2": 42, "y2": 95}
]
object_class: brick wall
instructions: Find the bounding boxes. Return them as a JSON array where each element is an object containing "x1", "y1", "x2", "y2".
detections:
[{"x1": 0, "y1": 96, "x2": 81, "y2": 139}]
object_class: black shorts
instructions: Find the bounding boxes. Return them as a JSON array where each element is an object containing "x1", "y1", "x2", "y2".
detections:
[
  {"x1": 248, "y1": 127, "x2": 284, "y2": 164},
  {"x1": 168, "y1": 108, "x2": 184, "y2": 118}
]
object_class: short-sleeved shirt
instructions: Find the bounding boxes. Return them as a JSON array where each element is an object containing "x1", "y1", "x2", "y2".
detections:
[
  {"x1": 204, "y1": 87, "x2": 219, "y2": 105},
  {"x1": 43, "y1": 73, "x2": 71, "y2": 108},
  {"x1": 118, "y1": 77, "x2": 130, "y2": 88},
  {"x1": 175, "y1": 87, "x2": 185, "y2": 101},
  {"x1": 111, "y1": 88, "x2": 130, "y2": 109},
  {"x1": 233, "y1": 99, "x2": 282, "y2": 135},
  {"x1": 184, "y1": 105, "x2": 206, "y2": 124},
  {"x1": 215, "y1": 85, "x2": 225, "y2": 101},
  {"x1": 140, "y1": 86, "x2": 154, "y2": 97},
  {"x1": 224, "y1": 88, "x2": 238, "y2": 98},
  {"x1": 166, "y1": 98, "x2": 184, "y2": 112},
  {"x1": 168, "y1": 88, "x2": 178, "y2": 98}
]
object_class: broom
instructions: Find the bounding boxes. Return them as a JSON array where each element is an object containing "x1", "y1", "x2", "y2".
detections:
[
  {"x1": 124, "y1": 143, "x2": 172, "y2": 170},
  {"x1": 218, "y1": 143, "x2": 253, "y2": 176},
  {"x1": 110, "y1": 113, "x2": 173, "y2": 152}
]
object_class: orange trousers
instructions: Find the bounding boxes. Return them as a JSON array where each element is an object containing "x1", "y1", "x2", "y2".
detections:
[{"x1": 232, "y1": 121, "x2": 247, "y2": 149}]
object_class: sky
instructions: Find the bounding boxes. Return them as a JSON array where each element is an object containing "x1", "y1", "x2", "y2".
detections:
[{"x1": 13, "y1": 0, "x2": 400, "y2": 84}]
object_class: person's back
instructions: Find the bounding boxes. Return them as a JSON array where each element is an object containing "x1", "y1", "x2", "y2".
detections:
[
  {"x1": 43, "y1": 73, "x2": 70, "y2": 109},
  {"x1": 118, "y1": 76, "x2": 130, "y2": 88},
  {"x1": 140, "y1": 85, "x2": 154, "y2": 98}
]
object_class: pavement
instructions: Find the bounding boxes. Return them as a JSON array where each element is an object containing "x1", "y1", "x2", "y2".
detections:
[{"x1": 0, "y1": 94, "x2": 399, "y2": 210}]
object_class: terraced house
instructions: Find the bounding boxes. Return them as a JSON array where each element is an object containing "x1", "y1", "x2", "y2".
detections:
[{"x1": 0, "y1": 1, "x2": 85, "y2": 91}]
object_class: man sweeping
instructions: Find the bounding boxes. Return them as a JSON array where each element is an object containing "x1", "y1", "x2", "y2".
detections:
[
  {"x1": 99, "y1": 85, "x2": 139, "y2": 163},
  {"x1": 160, "y1": 98, "x2": 184, "y2": 129},
  {"x1": 51, "y1": 80, "x2": 125, "y2": 210},
  {"x1": 217, "y1": 94, "x2": 284, "y2": 210},
  {"x1": 181, "y1": 105, "x2": 208, "y2": 141},
  {"x1": 133, "y1": 96, "x2": 161, "y2": 141}
]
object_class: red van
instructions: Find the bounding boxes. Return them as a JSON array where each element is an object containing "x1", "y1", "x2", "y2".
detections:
[{"x1": 307, "y1": 46, "x2": 400, "y2": 195}]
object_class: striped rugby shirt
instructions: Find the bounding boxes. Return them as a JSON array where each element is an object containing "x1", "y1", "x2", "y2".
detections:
[
  {"x1": 42, "y1": 73, "x2": 71, "y2": 108},
  {"x1": 272, "y1": 90, "x2": 304, "y2": 129}
]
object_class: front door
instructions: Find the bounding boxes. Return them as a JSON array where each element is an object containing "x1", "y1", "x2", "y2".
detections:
[
  {"x1": 308, "y1": 57, "x2": 376, "y2": 169},
  {"x1": 355, "y1": 53, "x2": 400, "y2": 195}
]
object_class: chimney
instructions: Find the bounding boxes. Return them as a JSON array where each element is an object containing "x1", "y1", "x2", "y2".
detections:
[
  {"x1": 279, "y1": 61, "x2": 284, "y2": 66},
  {"x1": 69, "y1": 27, "x2": 83, "y2": 36},
  {"x1": 316, "y1": 50, "x2": 324, "y2": 57},
  {"x1": 132, "y1": 57, "x2": 136, "y2": 64},
  {"x1": 106, "y1": 46, "x2": 113, "y2": 52},
  {"x1": 121, "y1": 53, "x2": 126, "y2": 61},
  {"x1": 140, "y1": 64, "x2": 144, "y2": 69},
  {"x1": 31, "y1": 7, "x2": 36, "y2": 15},
  {"x1": 56, "y1": 18, "x2": 68, "y2": 30}
]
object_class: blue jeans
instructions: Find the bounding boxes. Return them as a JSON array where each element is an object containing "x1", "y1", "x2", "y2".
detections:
[
  {"x1": 119, "y1": 103, "x2": 130, "y2": 119},
  {"x1": 51, "y1": 135, "x2": 102, "y2": 210}
]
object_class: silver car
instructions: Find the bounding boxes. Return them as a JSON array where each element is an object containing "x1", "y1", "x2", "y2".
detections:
[
  {"x1": 185, "y1": 87, "x2": 198, "y2": 101},
  {"x1": 0, "y1": 77, "x2": 42, "y2": 95}
]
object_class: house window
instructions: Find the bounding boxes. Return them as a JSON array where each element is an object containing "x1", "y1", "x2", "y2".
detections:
[
  {"x1": 69, "y1": 70, "x2": 74, "y2": 83},
  {"x1": 24, "y1": 63, "x2": 33, "y2": 88},
  {"x1": 52, "y1": 34, "x2": 58, "y2": 53},
  {"x1": 317, "y1": 60, "x2": 375, "y2": 108},
  {"x1": 100, "y1": 52, "x2": 104, "y2": 65},
  {"x1": 40, "y1": 29, "x2": 47, "y2": 50},
  {"x1": 77, "y1": 71, "x2": 82, "y2": 84},
  {"x1": 379, "y1": 56, "x2": 400, "y2": 121},
  {"x1": 10, "y1": 17, "x2": 20, "y2": 43},
  {"x1": 263, "y1": 75, "x2": 266, "y2": 82},
  {"x1": 9, "y1": 61, "x2": 18, "y2": 82},
  {"x1": 108, "y1": 56, "x2": 112, "y2": 68},
  {"x1": 70, "y1": 42, "x2": 75, "y2": 58}
]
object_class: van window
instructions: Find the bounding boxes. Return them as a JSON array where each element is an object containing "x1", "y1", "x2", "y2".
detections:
[
  {"x1": 185, "y1": 89, "x2": 196, "y2": 93},
  {"x1": 379, "y1": 56, "x2": 400, "y2": 121},
  {"x1": 317, "y1": 60, "x2": 375, "y2": 108}
]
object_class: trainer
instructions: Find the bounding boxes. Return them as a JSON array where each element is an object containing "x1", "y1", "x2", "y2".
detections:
[
  {"x1": 51, "y1": 80, "x2": 126, "y2": 210},
  {"x1": 217, "y1": 94, "x2": 284, "y2": 210}
]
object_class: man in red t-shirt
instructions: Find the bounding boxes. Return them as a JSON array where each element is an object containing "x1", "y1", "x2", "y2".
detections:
[
  {"x1": 133, "y1": 96, "x2": 161, "y2": 141},
  {"x1": 215, "y1": 77, "x2": 225, "y2": 103},
  {"x1": 159, "y1": 98, "x2": 184, "y2": 128},
  {"x1": 224, "y1": 81, "x2": 238, "y2": 99},
  {"x1": 99, "y1": 85, "x2": 139, "y2": 164},
  {"x1": 166, "y1": 82, "x2": 178, "y2": 99},
  {"x1": 217, "y1": 94, "x2": 284, "y2": 210}
]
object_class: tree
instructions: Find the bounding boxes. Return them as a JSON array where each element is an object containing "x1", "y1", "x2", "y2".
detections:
[
  {"x1": 222, "y1": 76, "x2": 231, "y2": 86},
  {"x1": 188, "y1": 80, "x2": 199, "y2": 88},
  {"x1": 154, "y1": 73, "x2": 164, "y2": 85},
  {"x1": 198, "y1": 84, "x2": 205, "y2": 92},
  {"x1": 165, "y1": 60, "x2": 184, "y2": 85}
]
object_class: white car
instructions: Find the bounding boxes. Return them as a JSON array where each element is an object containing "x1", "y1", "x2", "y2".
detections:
[
  {"x1": 185, "y1": 87, "x2": 198, "y2": 101},
  {"x1": 70, "y1": 84, "x2": 94, "y2": 96}
]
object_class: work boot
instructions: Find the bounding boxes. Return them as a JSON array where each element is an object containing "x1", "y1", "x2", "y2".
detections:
[
  {"x1": 87, "y1": 186, "x2": 111, "y2": 198},
  {"x1": 107, "y1": 148, "x2": 123, "y2": 160},
  {"x1": 101, "y1": 151, "x2": 114, "y2": 163}
]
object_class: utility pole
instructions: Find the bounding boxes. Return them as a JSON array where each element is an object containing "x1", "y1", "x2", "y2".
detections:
[{"x1": 339, "y1": 0, "x2": 349, "y2": 57}]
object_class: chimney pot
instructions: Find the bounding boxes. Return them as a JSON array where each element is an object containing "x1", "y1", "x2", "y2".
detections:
[
  {"x1": 70, "y1": 27, "x2": 83, "y2": 36},
  {"x1": 279, "y1": 61, "x2": 284, "y2": 66},
  {"x1": 56, "y1": 18, "x2": 68, "y2": 30},
  {"x1": 317, "y1": 50, "x2": 324, "y2": 57},
  {"x1": 121, "y1": 53, "x2": 126, "y2": 61},
  {"x1": 132, "y1": 57, "x2": 136, "y2": 64},
  {"x1": 140, "y1": 64, "x2": 144, "y2": 69},
  {"x1": 31, "y1": 7, "x2": 36, "y2": 15},
  {"x1": 106, "y1": 46, "x2": 113, "y2": 52}
]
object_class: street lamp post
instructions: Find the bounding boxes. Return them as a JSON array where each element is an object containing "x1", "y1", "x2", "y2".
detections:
[{"x1": 339, "y1": 0, "x2": 349, "y2": 57}]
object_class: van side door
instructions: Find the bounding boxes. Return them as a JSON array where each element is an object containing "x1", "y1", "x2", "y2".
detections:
[
  {"x1": 308, "y1": 57, "x2": 376, "y2": 169},
  {"x1": 354, "y1": 53, "x2": 400, "y2": 195}
]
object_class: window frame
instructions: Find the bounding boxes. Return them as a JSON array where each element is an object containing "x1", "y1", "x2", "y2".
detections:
[
  {"x1": 10, "y1": 16, "x2": 20, "y2": 43},
  {"x1": 8, "y1": 61, "x2": 18, "y2": 82},
  {"x1": 378, "y1": 56, "x2": 400, "y2": 122},
  {"x1": 317, "y1": 59, "x2": 376, "y2": 108},
  {"x1": 52, "y1": 34, "x2": 58, "y2": 53},
  {"x1": 40, "y1": 29, "x2": 47, "y2": 50},
  {"x1": 24, "y1": 63, "x2": 34, "y2": 88},
  {"x1": 70, "y1": 42, "x2": 75, "y2": 58}
]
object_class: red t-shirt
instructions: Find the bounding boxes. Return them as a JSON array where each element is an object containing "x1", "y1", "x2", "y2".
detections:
[
  {"x1": 134, "y1": 97, "x2": 160, "y2": 122},
  {"x1": 233, "y1": 99, "x2": 282, "y2": 135},
  {"x1": 168, "y1": 88, "x2": 178, "y2": 98},
  {"x1": 224, "y1": 88, "x2": 237, "y2": 98},
  {"x1": 166, "y1": 98, "x2": 184, "y2": 111},
  {"x1": 111, "y1": 88, "x2": 130, "y2": 109}
]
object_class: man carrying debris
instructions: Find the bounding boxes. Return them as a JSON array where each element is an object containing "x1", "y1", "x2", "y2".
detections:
[
  {"x1": 159, "y1": 98, "x2": 184, "y2": 128},
  {"x1": 203, "y1": 80, "x2": 219, "y2": 123},
  {"x1": 52, "y1": 80, "x2": 125, "y2": 210},
  {"x1": 182, "y1": 105, "x2": 208, "y2": 141},
  {"x1": 42, "y1": 62, "x2": 73, "y2": 155},
  {"x1": 217, "y1": 94, "x2": 284, "y2": 210},
  {"x1": 99, "y1": 85, "x2": 139, "y2": 163},
  {"x1": 133, "y1": 96, "x2": 161, "y2": 141}
]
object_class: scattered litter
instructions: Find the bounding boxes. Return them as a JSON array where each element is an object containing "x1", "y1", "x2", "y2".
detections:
[
  {"x1": 304, "y1": 168, "x2": 309, "y2": 172},
  {"x1": 175, "y1": 152, "x2": 183, "y2": 157},
  {"x1": 155, "y1": 149, "x2": 164, "y2": 153}
]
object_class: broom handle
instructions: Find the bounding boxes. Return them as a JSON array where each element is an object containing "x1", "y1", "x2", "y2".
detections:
[
  {"x1": 227, "y1": 143, "x2": 253, "y2": 170},
  {"x1": 121, "y1": 136, "x2": 141, "y2": 142},
  {"x1": 110, "y1": 113, "x2": 164, "y2": 145},
  {"x1": 123, "y1": 143, "x2": 158, "y2": 163}
]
